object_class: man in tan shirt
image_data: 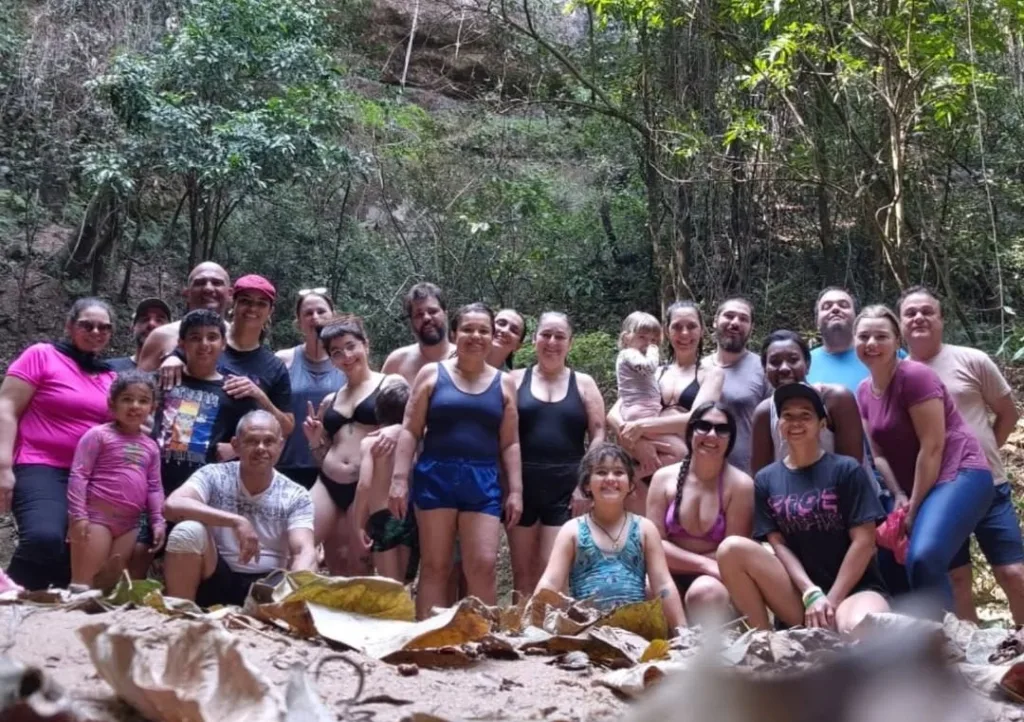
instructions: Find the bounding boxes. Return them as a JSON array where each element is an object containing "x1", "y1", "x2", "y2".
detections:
[{"x1": 900, "y1": 286, "x2": 1024, "y2": 624}]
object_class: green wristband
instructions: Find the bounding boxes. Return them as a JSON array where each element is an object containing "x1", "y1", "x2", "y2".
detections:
[{"x1": 803, "y1": 590, "x2": 825, "y2": 609}]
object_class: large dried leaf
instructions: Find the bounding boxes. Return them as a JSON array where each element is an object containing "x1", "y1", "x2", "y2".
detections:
[
  {"x1": 78, "y1": 621, "x2": 285, "y2": 722},
  {"x1": 595, "y1": 661, "x2": 691, "y2": 698},
  {"x1": 519, "y1": 625, "x2": 651, "y2": 667},
  {"x1": 300, "y1": 597, "x2": 493, "y2": 667},
  {"x1": 266, "y1": 571, "x2": 415, "y2": 621},
  {"x1": 594, "y1": 598, "x2": 669, "y2": 641}
]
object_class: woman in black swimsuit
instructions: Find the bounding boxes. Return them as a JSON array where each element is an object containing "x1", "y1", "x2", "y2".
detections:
[
  {"x1": 509, "y1": 312, "x2": 607, "y2": 596},
  {"x1": 303, "y1": 315, "x2": 404, "y2": 575},
  {"x1": 608, "y1": 301, "x2": 724, "y2": 513}
]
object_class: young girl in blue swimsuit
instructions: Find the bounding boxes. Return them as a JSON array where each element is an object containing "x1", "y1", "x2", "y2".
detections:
[{"x1": 534, "y1": 443, "x2": 686, "y2": 632}]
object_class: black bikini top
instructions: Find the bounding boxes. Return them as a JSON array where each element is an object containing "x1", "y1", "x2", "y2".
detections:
[
  {"x1": 657, "y1": 366, "x2": 701, "y2": 411},
  {"x1": 322, "y1": 379, "x2": 383, "y2": 438}
]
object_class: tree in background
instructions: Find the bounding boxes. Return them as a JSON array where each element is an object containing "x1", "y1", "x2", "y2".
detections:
[{"x1": 84, "y1": 0, "x2": 356, "y2": 273}]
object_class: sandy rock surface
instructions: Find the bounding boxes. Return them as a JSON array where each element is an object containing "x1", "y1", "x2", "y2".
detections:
[{"x1": 0, "y1": 605, "x2": 626, "y2": 721}]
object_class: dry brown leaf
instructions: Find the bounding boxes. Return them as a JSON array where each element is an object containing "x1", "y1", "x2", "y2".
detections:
[
  {"x1": 265, "y1": 572, "x2": 415, "y2": 621},
  {"x1": 519, "y1": 625, "x2": 651, "y2": 667},
  {"x1": 300, "y1": 597, "x2": 494, "y2": 667},
  {"x1": 596, "y1": 661, "x2": 690, "y2": 698},
  {"x1": 594, "y1": 598, "x2": 669, "y2": 641},
  {"x1": 78, "y1": 620, "x2": 285, "y2": 722}
]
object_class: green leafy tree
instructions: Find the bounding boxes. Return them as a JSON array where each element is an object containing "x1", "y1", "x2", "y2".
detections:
[{"x1": 85, "y1": 0, "x2": 356, "y2": 267}]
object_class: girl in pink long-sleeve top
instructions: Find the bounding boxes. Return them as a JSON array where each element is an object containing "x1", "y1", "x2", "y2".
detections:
[{"x1": 67, "y1": 371, "x2": 164, "y2": 589}]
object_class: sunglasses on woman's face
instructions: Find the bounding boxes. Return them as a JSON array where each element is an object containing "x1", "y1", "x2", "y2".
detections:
[
  {"x1": 75, "y1": 320, "x2": 113, "y2": 333},
  {"x1": 692, "y1": 419, "x2": 732, "y2": 436}
]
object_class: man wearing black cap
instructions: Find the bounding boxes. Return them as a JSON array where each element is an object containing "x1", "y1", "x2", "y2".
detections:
[
  {"x1": 718, "y1": 382, "x2": 889, "y2": 633},
  {"x1": 109, "y1": 298, "x2": 173, "y2": 372}
]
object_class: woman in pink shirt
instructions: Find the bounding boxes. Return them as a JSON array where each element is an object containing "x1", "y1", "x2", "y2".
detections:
[
  {"x1": 854, "y1": 305, "x2": 993, "y2": 611},
  {"x1": 0, "y1": 298, "x2": 118, "y2": 589}
]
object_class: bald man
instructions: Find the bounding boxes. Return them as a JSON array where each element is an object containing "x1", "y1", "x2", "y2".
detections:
[
  {"x1": 137, "y1": 262, "x2": 232, "y2": 372},
  {"x1": 162, "y1": 410, "x2": 317, "y2": 606}
]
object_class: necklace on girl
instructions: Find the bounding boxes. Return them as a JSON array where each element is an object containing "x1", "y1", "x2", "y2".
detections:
[{"x1": 588, "y1": 512, "x2": 629, "y2": 551}]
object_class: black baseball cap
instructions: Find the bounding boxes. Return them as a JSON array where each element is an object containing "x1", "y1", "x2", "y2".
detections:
[
  {"x1": 773, "y1": 382, "x2": 828, "y2": 419},
  {"x1": 133, "y1": 297, "x2": 172, "y2": 323}
]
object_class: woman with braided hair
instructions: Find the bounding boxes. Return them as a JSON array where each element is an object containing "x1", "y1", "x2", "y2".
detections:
[{"x1": 646, "y1": 402, "x2": 753, "y2": 623}]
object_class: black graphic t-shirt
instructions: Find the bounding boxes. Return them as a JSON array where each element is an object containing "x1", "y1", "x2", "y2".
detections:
[
  {"x1": 151, "y1": 376, "x2": 247, "y2": 495},
  {"x1": 754, "y1": 452, "x2": 886, "y2": 593},
  {"x1": 219, "y1": 345, "x2": 292, "y2": 417}
]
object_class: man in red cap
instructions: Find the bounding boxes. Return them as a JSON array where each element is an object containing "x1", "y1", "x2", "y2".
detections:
[
  {"x1": 108, "y1": 297, "x2": 173, "y2": 372},
  {"x1": 137, "y1": 262, "x2": 232, "y2": 372}
]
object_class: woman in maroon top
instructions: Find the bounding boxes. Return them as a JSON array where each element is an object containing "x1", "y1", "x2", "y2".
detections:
[{"x1": 854, "y1": 305, "x2": 993, "y2": 610}]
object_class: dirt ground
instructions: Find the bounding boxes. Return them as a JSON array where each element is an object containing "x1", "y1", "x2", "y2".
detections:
[{"x1": 2, "y1": 604, "x2": 626, "y2": 722}]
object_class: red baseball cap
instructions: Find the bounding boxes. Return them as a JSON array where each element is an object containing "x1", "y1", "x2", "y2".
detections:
[{"x1": 233, "y1": 274, "x2": 277, "y2": 303}]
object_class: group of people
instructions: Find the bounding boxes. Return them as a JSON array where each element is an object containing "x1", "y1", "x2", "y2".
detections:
[{"x1": 0, "y1": 265, "x2": 1021, "y2": 636}]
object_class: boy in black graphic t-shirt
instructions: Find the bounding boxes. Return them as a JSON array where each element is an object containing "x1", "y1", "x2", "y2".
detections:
[
  {"x1": 718, "y1": 383, "x2": 889, "y2": 634},
  {"x1": 152, "y1": 311, "x2": 248, "y2": 495}
]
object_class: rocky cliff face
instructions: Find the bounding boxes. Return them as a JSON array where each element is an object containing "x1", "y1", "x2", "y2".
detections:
[{"x1": 366, "y1": 0, "x2": 585, "y2": 100}]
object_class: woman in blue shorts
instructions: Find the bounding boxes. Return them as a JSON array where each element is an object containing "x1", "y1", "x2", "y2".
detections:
[{"x1": 388, "y1": 303, "x2": 523, "y2": 619}]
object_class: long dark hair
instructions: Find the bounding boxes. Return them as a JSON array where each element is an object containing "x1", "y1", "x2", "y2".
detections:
[
  {"x1": 665, "y1": 300, "x2": 704, "y2": 384},
  {"x1": 672, "y1": 402, "x2": 737, "y2": 520}
]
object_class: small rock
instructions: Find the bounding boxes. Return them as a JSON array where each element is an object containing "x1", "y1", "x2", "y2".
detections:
[
  {"x1": 397, "y1": 663, "x2": 419, "y2": 677},
  {"x1": 557, "y1": 651, "x2": 590, "y2": 671}
]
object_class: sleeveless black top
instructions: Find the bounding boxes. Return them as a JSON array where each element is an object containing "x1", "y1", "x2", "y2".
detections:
[{"x1": 517, "y1": 367, "x2": 588, "y2": 463}]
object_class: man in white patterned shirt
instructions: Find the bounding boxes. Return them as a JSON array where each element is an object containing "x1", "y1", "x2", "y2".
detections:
[{"x1": 163, "y1": 410, "x2": 316, "y2": 606}]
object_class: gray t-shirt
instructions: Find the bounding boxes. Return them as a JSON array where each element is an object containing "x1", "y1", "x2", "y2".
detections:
[
  {"x1": 183, "y1": 461, "x2": 315, "y2": 573},
  {"x1": 713, "y1": 350, "x2": 770, "y2": 473}
]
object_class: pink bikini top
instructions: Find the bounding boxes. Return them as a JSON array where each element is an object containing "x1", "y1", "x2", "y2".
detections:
[{"x1": 664, "y1": 472, "x2": 727, "y2": 545}]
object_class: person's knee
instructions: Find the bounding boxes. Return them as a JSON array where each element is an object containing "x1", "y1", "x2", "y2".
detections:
[
  {"x1": 717, "y1": 535, "x2": 760, "y2": 569},
  {"x1": 17, "y1": 523, "x2": 68, "y2": 562},
  {"x1": 685, "y1": 577, "x2": 730, "y2": 609},
  {"x1": 165, "y1": 521, "x2": 208, "y2": 556},
  {"x1": 994, "y1": 563, "x2": 1024, "y2": 591},
  {"x1": 461, "y1": 553, "x2": 497, "y2": 582},
  {"x1": 906, "y1": 542, "x2": 950, "y2": 585}
]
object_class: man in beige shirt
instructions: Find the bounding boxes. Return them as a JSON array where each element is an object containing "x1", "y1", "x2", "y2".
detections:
[{"x1": 901, "y1": 286, "x2": 1024, "y2": 624}]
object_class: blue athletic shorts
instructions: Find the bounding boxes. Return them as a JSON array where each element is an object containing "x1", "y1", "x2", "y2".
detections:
[
  {"x1": 413, "y1": 456, "x2": 502, "y2": 517},
  {"x1": 951, "y1": 482, "x2": 1024, "y2": 569}
]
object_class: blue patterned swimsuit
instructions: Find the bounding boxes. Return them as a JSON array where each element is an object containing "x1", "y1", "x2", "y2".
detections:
[{"x1": 568, "y1": 514, "x2": 646, "y2": 609}]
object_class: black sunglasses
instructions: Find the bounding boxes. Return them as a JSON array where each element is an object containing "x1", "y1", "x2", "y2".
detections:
[
  {"x1": 692, "y1": 419, "x2": 732, "y2": 436},
  {"x1": 75, "y1": 320, "x2": 113, "y2": 333}
]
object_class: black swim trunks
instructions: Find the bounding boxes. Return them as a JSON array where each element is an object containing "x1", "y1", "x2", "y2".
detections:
[{"x1": 519, "y1": 461, "x2": 578, "y2": 527}]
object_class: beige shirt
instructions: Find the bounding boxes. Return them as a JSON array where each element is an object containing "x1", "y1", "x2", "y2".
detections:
[{"x1": 922, "y1": 344, "x2": 1012, "y2": 484}]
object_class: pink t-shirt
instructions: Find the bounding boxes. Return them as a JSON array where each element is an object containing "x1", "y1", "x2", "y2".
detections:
[
  {"x1": 6, "y1": 343, "x2": 115, "y2": 468},
  {"x1": 67, "y1": 423, "x2": 164, "y2": 528},
  {"x1": 857, "y1": 359, "x2": 989, "y2": 496}
]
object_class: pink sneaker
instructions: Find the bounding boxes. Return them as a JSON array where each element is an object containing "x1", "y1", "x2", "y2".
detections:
[{"x1": 0, "y1": 569, "x2": 22, "y2": 594}]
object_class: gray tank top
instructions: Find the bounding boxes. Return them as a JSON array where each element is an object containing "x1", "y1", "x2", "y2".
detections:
[{"x1": 278, "y1": 345, "x2": 346, "y2": 470}]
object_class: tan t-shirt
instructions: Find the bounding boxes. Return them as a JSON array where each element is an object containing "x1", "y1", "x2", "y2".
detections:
[{"x1": 922, "y1": 344, "x2": 1012, "y2": 484}]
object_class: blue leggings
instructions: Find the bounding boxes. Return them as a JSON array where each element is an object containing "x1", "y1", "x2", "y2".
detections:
[{"x1": 905, "y1": 468, "x2": 994, "y2": 609}]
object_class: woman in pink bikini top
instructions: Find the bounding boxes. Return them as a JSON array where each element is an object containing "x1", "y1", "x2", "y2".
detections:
[{"x1": 646, "y1": 402, "x2": 755, "y2": 625}]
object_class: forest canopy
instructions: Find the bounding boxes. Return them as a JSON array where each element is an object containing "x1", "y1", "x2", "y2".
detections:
[{"x1": 1, "y1": 0, "x2": 1023, "y2": 373}]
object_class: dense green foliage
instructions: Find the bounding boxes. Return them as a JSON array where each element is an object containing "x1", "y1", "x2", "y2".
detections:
[{"x1": 2, "y1": 0, "x2": 1024, "y2": 362}]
